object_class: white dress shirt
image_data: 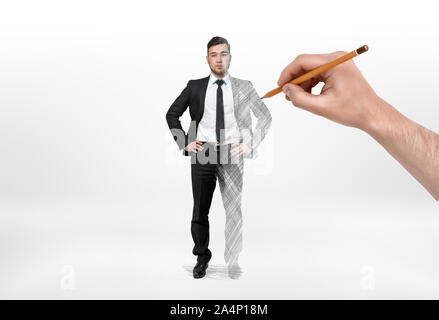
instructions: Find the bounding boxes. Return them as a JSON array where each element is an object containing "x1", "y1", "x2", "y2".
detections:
[{"x1": 196, "y1": 73, "x2": 240, "y2": 144}]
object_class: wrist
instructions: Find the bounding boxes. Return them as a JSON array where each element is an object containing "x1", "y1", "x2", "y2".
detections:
[{"x1": 361, "y1": 95, "x2": 394, "y2": 139}]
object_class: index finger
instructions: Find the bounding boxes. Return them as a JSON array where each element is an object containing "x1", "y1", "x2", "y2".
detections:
[{"x1": 277, "y1": 52, "x2": 342, "y2": 87}]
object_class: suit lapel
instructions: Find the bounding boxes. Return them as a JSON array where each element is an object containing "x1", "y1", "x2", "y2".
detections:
[{"x1": 198, "y1": 75, "x2": 210, "y2": 122}]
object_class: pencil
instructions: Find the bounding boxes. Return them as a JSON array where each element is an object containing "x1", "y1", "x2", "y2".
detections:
[{"x1": 261, "y1": 45, "x2": 369, "y2": 99}]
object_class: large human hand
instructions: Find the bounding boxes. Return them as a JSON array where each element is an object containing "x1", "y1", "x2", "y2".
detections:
[
  {"x1": 278, "y1": 51, "x2": 439, "y2": 201},
  {"x1": 277, "y1": 51, "x2": 383, "y2": 133}
]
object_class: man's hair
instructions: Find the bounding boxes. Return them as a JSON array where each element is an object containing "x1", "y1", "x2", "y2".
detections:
[{"x1": 207, "y1": 36, "x2": 230, "y2": 54}]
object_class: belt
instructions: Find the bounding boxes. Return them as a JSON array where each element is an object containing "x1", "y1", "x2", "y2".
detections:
[{"x1": 200, "y1": 141, "x2": 233, "y2": 152}]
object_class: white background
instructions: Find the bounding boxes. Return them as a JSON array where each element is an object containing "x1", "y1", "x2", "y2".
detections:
[{"x1": 0, "y1": 0, "x2": 438, "y2": 298}]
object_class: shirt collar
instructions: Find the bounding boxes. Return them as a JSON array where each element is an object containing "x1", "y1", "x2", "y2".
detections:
[{"x1": 209, "y1": 73, "x2": 231, "y2": 86}]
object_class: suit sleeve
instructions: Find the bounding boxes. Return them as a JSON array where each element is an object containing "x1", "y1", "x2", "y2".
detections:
[
  {"x1": 247, "y1": 80, "x2": 272, "y2": 153},
  {"x1": 165, "y1": 81, "x2": 191, "y2": 150}
]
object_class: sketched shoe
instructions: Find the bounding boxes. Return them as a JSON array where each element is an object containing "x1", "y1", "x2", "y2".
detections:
[
  {"x1": 227, "y1": 262, "x2": 242, "y2": 279},
  {"x1": 193, "y1": 261, "x2": 209, "y2": 279}
]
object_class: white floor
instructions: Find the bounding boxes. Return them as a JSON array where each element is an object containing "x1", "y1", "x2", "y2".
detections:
[{"x1": 1, "y1": 194, "x2": 439, "y2": 299}]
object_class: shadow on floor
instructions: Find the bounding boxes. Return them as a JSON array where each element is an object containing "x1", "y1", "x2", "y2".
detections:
[{"x1": 183, "y1": 264, "x2": 243, "y2": 280}]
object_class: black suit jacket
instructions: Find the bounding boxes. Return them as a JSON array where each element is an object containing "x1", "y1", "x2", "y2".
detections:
[{"x1": 166, "y1": 75, "x2": 272, "y2": 158}]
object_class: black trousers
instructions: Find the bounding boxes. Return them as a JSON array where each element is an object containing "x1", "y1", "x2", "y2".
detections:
[{"x1": 190, "y1": 142, "x2": 242, "y2": 263}]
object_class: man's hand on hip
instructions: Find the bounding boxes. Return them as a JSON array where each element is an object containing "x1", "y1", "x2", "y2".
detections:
[
  {"x1": 231, "y1": 142, "x2": 251, "y2": 156},
  {"x1": 184, "y1": 141, "x2": 204, "y2": 153}
]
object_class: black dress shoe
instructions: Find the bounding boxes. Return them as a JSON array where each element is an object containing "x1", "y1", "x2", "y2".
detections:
[{"x1": 193, "y1": 261, "x2": 209, "y2": 279}]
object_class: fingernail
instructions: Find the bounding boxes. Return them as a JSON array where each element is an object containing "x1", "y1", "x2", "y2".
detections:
[{"x1": 283, "y1": 86, "x2": 290, "y2": 97}]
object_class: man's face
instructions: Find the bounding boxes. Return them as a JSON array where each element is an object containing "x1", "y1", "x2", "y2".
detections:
[{"x1": 206, "y1": 44, "x2": 231, "y2": 77}]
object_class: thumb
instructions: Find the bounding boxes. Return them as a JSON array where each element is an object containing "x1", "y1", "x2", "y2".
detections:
[{"x1": 282, "y1": 83, "x2": 326, "y2": 114}]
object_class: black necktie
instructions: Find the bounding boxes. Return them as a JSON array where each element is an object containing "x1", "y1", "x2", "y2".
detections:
[{"x1": 215, "y1": 79, "x2": 225, "y2": 144}]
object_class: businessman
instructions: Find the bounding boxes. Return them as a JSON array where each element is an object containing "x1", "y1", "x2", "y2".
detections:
[{"x1": 166, "y1": 37, "x2": 272, "y2": 279}]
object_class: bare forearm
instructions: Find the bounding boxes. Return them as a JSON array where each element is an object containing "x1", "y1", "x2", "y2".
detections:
[{"x1": 365, "y1": 97, "x2": 439, "y2": 201}]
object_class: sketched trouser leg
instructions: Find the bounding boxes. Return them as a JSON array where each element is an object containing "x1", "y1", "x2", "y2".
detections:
[{"x1": 217, "y1": 154, "x2": 244, "y2": 265}]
